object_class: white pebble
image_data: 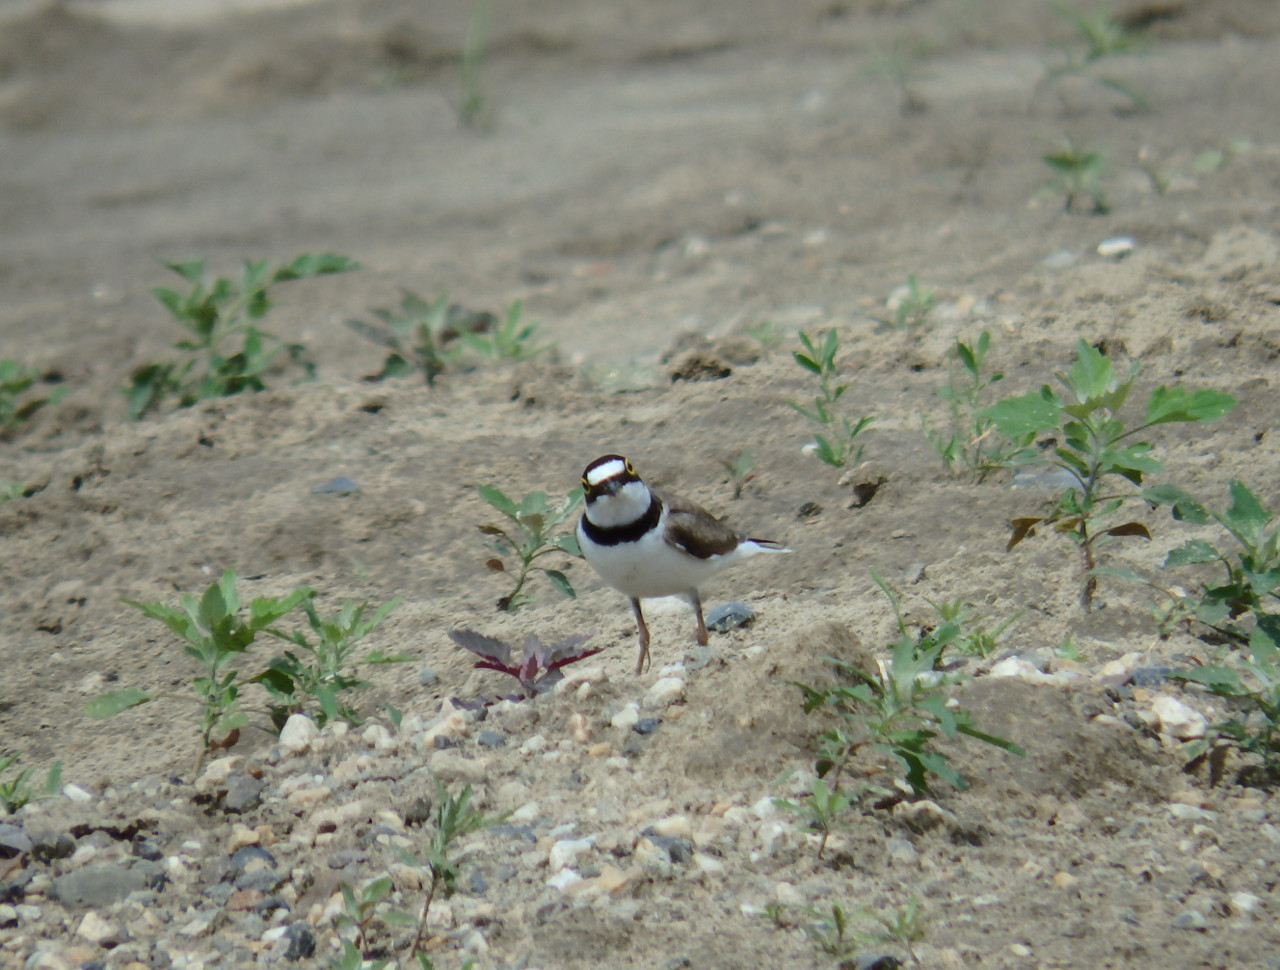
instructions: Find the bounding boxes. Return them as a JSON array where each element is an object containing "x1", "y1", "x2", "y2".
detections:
[
  {"x1": 548, "y1": 837, "x2": 594, "y2": 872},
  {"x1": 361, "y1": 723, "x2": 394, "y2": 751},
  {"x1": 546, "y1": 868, "x2": 583, "y2": 891},
  {"x1": 62, "y1": 783, "x2": 93, "y2": 803},
  {"x1": 610, "y1": 703, "x2": 641, "y2": 730},
  {"x1": 1151, "y1": 695, "x2": 1208, "y2": 740},
  {"x1": 278, "y1": 714, "x2": 320, "y2": 754},
  {"x1": 643, "y1": 676, "x2": 685, "y2": 710}
]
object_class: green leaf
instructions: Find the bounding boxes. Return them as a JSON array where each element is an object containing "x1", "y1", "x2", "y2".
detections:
[
  {"x1": 543, "y1": 569, "x2": 576, "y2": 599},
  {"x1": 981, "y1": 387, "x2": 1062, "y2": 439},
  {"x1": 1142, "y1": 484, "x2": 1210, "y2": 524},
  {"x1": 1163, "y1": 539, "x2": 1222, "y2": 568},
  {"x1": 1066, "y1": 339, "x2": 1114, "y2": 401},
  {"x1": 86, "y1": 688, "x2": 153, "y2": 718},
  {"x1": 477, "y1": 484, "x2": 517, "y2": 516},
  {"x1": 1144, "y1": 386, "x2": 1237, "y2": 426},
  {"x1": 792, "y1": 353, "x2": 822, "y2": 375},
  {"x1": 1222, "y1": 479, "x2": 1272, "y2": 542}
]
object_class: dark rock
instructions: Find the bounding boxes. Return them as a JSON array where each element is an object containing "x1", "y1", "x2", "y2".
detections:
[
  {"x1": 51, "y1": 866, "x2": 150, "y2": 907},
  {"x1": 0, "y1": 824, "x2": 32, "y2": 858},
  {"x1": 132, "y1": 838, "x2": 163, "y2": 862},
  {"x1": 662, "y1": 957, "x2": 693, "y2": 970},
  {"x1": 255, "y1": 894, "x2": 291, "y2": 914},
  {"x1": 476, "y1": 730, "x2": 506, "y2": 749},
  {"x1": 231, "y1": 845, "x2": 277, "y2": 871},
  {"x1": 466, "y1": 870, "x2": 488, "y2": 894},
  {"x1": 849, "y1": 954, "x2": 902, "y2": 970},
  {"x1": 30, "y1": 832, "x2": 75, "y2": 863},
  {"x1": 205, "y1": 881, "x2": 235, "y2": 904},
  {"x1": 311, "y1": 476, "x2": 359, "y2": 495},
  {"x1": 284, "y1": 921, "x2": 316, "y2": 960},
  {"x1": 326, "y1": 849, "x2": 367, "y2": 870},
  {"x1": 643, "y1": 834, "x2": 693, "y2": 865},
  {"x1": 0, "y1": 870, "x2": 33, "y2": 903},
  {"x1": 632, "y1": 718, "x2": 662, "y2": 736},
  {"x1": 1131, "y1": 665, "x2": 1175, "y2": 687},
  {"x1": 706, "y1": 601, "x2": 754, "y2": 633},
  {"x1": 223, "y1": 775, "x2": 265, "y2": 813},
  {"x1": 235, "y1": 868, "x2": 285, "y2": 893},
  {"x1": 404, "y1": 796, "x2": 433, "y2": 827}
]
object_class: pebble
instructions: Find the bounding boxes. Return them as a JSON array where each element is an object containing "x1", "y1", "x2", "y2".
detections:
[
  {"x1": 283, "y1": 921, "x2": 316, "y2": 960},
  {"x1": 885, "y1": 837, "x2": 919, "y2": 866},
  {"x1": 693, "y1": 852, "x2": 725, "y2": 877},
  {"x1": 476, "y1": 730, "x2": 507, "y2": 749},
  {"x1": 643, "y1": 677, "x2": 685, "y2": 710},
  {"x1": 62, "y1": 784, "x2": 93, "y2": 803},
  {"x1": 611, "y1": 703, "x2": 640, "y2": 730},
  {"x1": 1131, "y1": 665, "x2": 1175, "y2": 687},
  {"x1": 648, "y1": 815, "x2": 692, "y2": 839},
  {"x1": 706, "y1": 601, "x2": 754, "y2": 632},
  {"x1": 0, "y1": 903, "x2": 15, "y2": 927},
  {"x1": 418, "y1": 667, "x2": 438, "y2": 687},
  {"x1": 311, "y1": 476, "x2": 359, "y2": 495},
  {"x1": 278, "y1": 715, "x2": 320, "y2": 755},
  {"x1": 633, "y1": 837, "x2": 673, "y2": 878},
  {"x1": 548, "y1": 837, "x2": 594, "y2": 872},
  {"x1": 1097, "y1": 236, "x2": 1136, "y2": 259},
  {"x1": 1172, "y1": 908, "x2": 1209, "y2": 930},
  {"x1": 1151, "y1": 696, "x2": 1208, "y2": 740},
  {"x1": 1230, "y1": 891, "x2": 1260, "y2": 914},
  {"x1": 223, "y1": 775, "x2": 265, "y2": 813},
  {"x1": 227, "y1": 824, "x2": 260, "y2": 853},
  {"x1": 855, "y1": 955, "x2": 904, "y2": 970},
  {"x1": 31, "y1": 833, "x2": 75, "y2": 863},
  {"x1": 567, "y1": 713, "x2": 592, "y2": 744},
  {"x1": 51, "y1": 866, "x2": 149, "y2": 908},
  {"x1": 0, "y1": 824, "x2": 32, "y2": 858},
  {"x1": 75, "y1": 911, "x2": 120, "y2": 945},
  {"x1": 361, "y1": 724, "x2": 394, "y2": 751},
  {"x1": 633, "y1": 717, "x2": 662, "y2": 736},
  {"x1": 773, "y1": 881, "x2": 804, "y2": 907}
]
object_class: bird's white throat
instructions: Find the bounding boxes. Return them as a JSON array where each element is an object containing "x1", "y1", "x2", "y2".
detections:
[{"x1": 584, "y1": 480, "x2": 653, "y2": 528}]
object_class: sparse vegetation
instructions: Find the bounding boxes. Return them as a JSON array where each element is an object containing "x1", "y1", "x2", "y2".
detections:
[
  {"x1": 1042, "y1": 138, "x2": 1110, "y2": 214},
  {"x1": 878, "y1": 274, "x2": 937, "y2": 330},
  {"x1": 789, "y1": 572, "x2": 1024, "y2": 816},
  {"x1": 0, "y1": 359, "x2": 65, "y2": 439},
  {"x1": 789, "y1": 329, "x2": 875, "y2": 468},
  {"x1": 1036, "y1": 2, "x2": 1150, "y2": 112},
  {"x1": 127, "y1": 254, "x2": 359, "y2": 418},
  {"x1": 720, "y1": 449, "x2": 756, "y2": 499},
  {"x1": 347, "y1": 290, "x2": 490, "y2": 386},
  {"x1": 982, "y1": 338, "x2": 1236, "y2": 610},
  {"x1": 0, "y1": 752, "x2": 62, "y2": 814},
  {"x1": 459, "y1": 0, "x2": 495, "y2": 128},
  {"x1": 477, "y1": 484, "x2": 582, "y2": 610}
]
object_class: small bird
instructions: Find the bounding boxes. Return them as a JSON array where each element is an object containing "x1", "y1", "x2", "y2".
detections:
[{"x1": 576, "y1": 454, "x2": 790, "y2": 673}]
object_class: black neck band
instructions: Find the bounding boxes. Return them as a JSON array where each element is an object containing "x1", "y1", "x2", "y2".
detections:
[{"x1": 582, "y1": 495, "x2": 662, "y2": 546}]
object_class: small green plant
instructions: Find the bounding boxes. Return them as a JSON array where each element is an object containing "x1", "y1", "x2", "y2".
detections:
[
  {"x1": 865, "y1": 37, "x2": 930, "y2": 115},
  {"x1": 1175, "y1": 626, "x2": 1280, "y2": 784},
  {"x1": 1037, "y1": 2, "x2": 1149, "y2": 111},
  {"x1": 1144, "y1": 480, "x2": 1280, "y2": 644},
  {"x1": 925, "y1": 597, "x2": 1022, "y2": 658},
  {"x1": 253, "y1": 597, "x2": 407, "y2": 729},
  {"x1": 744, "y1": 319, "x2": 785, "y2": 350},
  {"x1": 457, "y1": 299, "x2": 549, "y2": 361},
  {"x1": 347, "y1": 291, "x2": 488, "y2": 386},
  {"x1": 789, "y1": 329, "x2": 875, "y2": 468},
  {"x1": 790, "y1": 573, "x2": 1023, "y2": 807},
  {"x1": 922, "y1": 331, "x2": 1029, "y2": 480},
  {"x1": 0, "y1": 753, "x2": 62, "y2": 815},
  {"x1": 334, "y1": 875, "x2": 417, "y2": 961},
  {"x1": 449, "y1": 629, "x2": 601, "y2": 700},
  {"x1": 879, "y1": 274, "x2": 937, "y2": 330},
  {"x1": 774, "y1": 776, "x2": 853, "y2": 859},
  {"x1": 0, "y1": 360, "x2": 66, "y2": 439},
  {"x1": 459, "y1": 0, "x2": 495, "y2": 127},
  {"x1": 87, "y1": 570, "x2": 313, "y2": 773},
  {"x1": 127, "y1": 253, "x2": 359, "y2": 418},
  {"x1": 981, "y1": 338, "x2": 1236, "y2": 610},
  {"x1": 1042, "y1": 138, "x2": 1110, "y2": 214},
  {"x1": 0, "y1": 481, "x2": 28, "y2": 504},
  {"x1": 793, "y1": 898, "x2": 925, "y2": 965},
  {"x1": 402, "y1": 781, "x2": 505, "y2": 963},
  {"x1": 477, "y1": 485, "x2": 582, "y2": 610},
  {"x1": 720, "y1": 449, "x2": 756, "y2": 500}
]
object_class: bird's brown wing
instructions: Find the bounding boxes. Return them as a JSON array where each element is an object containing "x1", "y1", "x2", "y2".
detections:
[{"x1": 654, "y1": 487, "x2": 744, "y2": 559}]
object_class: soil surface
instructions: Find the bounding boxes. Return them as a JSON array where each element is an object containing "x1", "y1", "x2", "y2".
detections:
[{"x1": 3, "y1": 1, "x2": 1280, "y2": 968}]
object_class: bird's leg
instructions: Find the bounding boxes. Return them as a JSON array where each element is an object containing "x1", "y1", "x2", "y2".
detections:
[
  {"x1": 689, "y1": 588, "x2": 709, "y2": 646},
  {"x1": 630, "y1": 597, "x2": 651, "y2": 674}
]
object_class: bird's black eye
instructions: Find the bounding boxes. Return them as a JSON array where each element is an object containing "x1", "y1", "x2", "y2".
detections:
[{"x1": 581, "y1": 477, "x2": 590, "y2": 490}]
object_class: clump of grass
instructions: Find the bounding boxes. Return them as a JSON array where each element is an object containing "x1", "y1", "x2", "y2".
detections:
[
  {"x1": 0, "y1": 753, "x2": 62, "y2": 815},
  {"x1": 878, "y1": 274, "x2": 936, "y2": 329},
  {"x1": 0, "y1": 359, "x2": 66, "y2": 439},
  {"x1": 788, "y1": 329, "x2": 875, "y2": 468},
  {"x1": 982, "y1": 338, "x2": 1237, "y2": 610},
  {"x1": 347, "y1": 290, "x2": 491, "y2": 386}
]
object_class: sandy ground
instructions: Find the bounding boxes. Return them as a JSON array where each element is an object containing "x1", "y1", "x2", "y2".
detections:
[{"x1": 3, "y1": 0, "x2": 1280, "y2": 967}]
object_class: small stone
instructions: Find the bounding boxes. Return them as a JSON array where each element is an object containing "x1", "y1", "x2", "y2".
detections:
[
  {"x1": 1151, "y1": 695, "x2": 1208, "y2": 740},
  {"x1": 549, "y1": 837, "x2": 594, "y2": 872},
  {"x1": 132, "y1": 839, "x2": 163, "y2": 862},
  {"x1": 693, "y1": 852, "x2": 725, "y2": 876},
  {"x1": 568, "y1": 713, "x2": 593, "y2": 744},
  {"x1": 885, "y1": 837, "x2": 919, "y2": 866},
  {"x1": 1097, "y1": 236, "x2": 1135, "y2": 259},
  {"x1": 279, "y1": 714, "x2": 320, "y2": 754},
  {"x1": 326, "y1": 849, "x2": 367, "y2": 870},
  {"x1": 706, "y1": 601, "x2": 754, "y2": 633},
  {"x1": 1230, "y1": 891, "x2": 1260, "y2": 914},
  {"x1": 361, "y1": 723, "x2": 394, "y2": 751},
  {"x1": 633, "y1": 717, "x2": 662, "y2": 735},
  {"x1": 1052, "y1": 871, "x2": 1078, "y2": 889},
  {"x1": 283, "y1": 921, "x2": 316, "y2": 960},
  {"x1": 611, "y1": 703, "x2": 640, "y2": 730},
  {"x1": 648, "y1": 815, "x2": 692, "y2": 839},
  {"x1": 643, "y1": 676, "x2": 685, "y2": 710},
  {"x1": 1131, "y1": 665, "x2": 1174, "y2": 687},
  {"x1": 476, "y1": 730, "x2": 506, "y2": 749},
  {"x1": 0, "y1": 903, "x2": 15, "y2": 927},
  {"x1": 311, "y1": 476, "x2": 359, "y2": 495},
  {"x1": 773, "y1": 881, "x2": 804, "y2": 907},
  {"x1": 0, "y1": 824, "x2": 32, "y2": 858},
  {"x1": 227, "y1": 824, "x2": 260, "y2": 853},
  {"x1": 223, "y1": 775, "x2": 265, "y2": 813},
  {"x1": 231, "y1": 844, "x2": 277, "y2": 873},
  {"x1": 418, "y1": 667, "x2": 438, "y2": 687},
  {"x1": 1172, "y1": 908, "x2": 1209, "y2": 930},
  {"x1": 62, "y1": 783, "x2": 93, "y2": 803},
  {"x1": 633, "y1": 837, "x2": 673, "y2": 878},
  {"x1": 76, "y1": 911, "x2": 121, "y2": 945},
  {"x1": 520, "y1": 734, "x2": 549, "y2": 754},
  {"x1": 51, "y1": 866, "x2": 150, "y2": 908},
  {"x1": 855, "y1": 955, "x2": 904, "y2": 970}
]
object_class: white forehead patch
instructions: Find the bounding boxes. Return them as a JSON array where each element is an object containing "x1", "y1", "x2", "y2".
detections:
[{"x1": 586, "y1": 458, "x2": 628, "y2": 486}]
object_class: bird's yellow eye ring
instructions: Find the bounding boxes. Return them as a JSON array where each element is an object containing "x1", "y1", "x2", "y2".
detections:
[
  {"x1": 625, "y1": 460, "x2": 636, "y2": 476},
  {"x1": 581, "y1": 476, "x2": 590, "y2": 490}
]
